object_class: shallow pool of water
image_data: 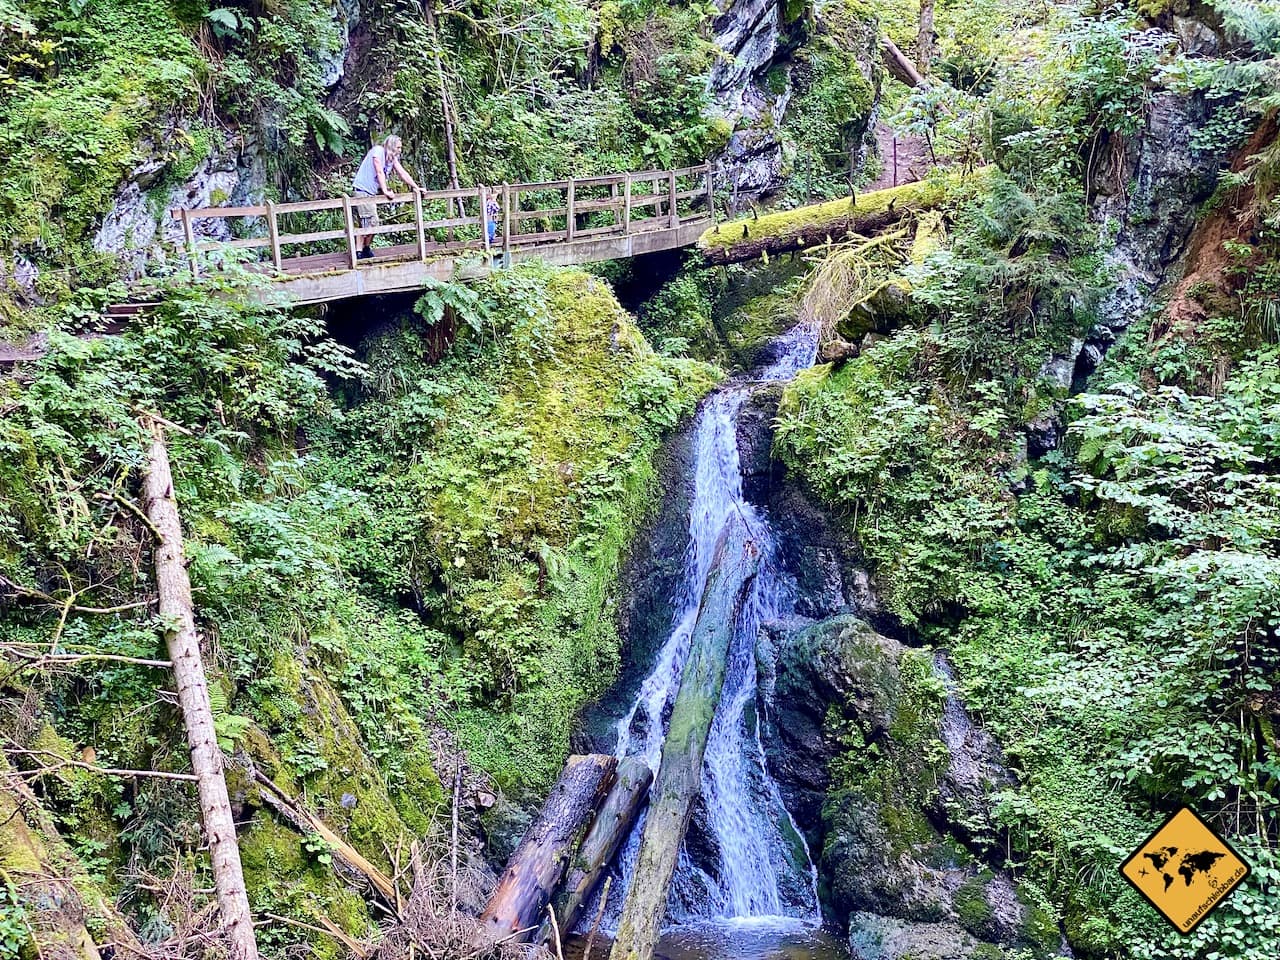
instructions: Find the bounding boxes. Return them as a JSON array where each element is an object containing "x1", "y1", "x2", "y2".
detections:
[{"x1": 564, "y1": 917, "x2": 849, "y2": 960}]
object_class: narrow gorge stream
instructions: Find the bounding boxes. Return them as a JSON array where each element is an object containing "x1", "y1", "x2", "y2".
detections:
[{"x1": 581, "y1": 320, "x2": 849, "y2": 958}]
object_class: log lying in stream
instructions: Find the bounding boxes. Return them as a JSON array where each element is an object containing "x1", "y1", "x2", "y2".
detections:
[
  {"x1": 609, "y1": 518, "x2": 761, "y2": 960},
  {"x1": 539, "y1": 757, "x2": 654, "y2": 942},
  {"x1": 477, "y1": 754, "x2": 617, "y2": 945}
]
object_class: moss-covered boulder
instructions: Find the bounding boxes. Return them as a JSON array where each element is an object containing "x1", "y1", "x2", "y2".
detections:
[
  {"x1": 756, "y1": 614, "x2": 1065, "y2": 959},
  {"x1": 0, "y1": 754, "x2": 134, "y2": 960}
]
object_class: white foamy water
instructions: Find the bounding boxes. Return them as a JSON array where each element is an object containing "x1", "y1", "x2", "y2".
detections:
[{"x1": 603, "y1": 321, "x2": 822, "y2": 929}]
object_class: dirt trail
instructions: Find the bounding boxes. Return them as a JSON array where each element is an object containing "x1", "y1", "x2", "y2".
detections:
[
  {"x1": 0, "y1": 333, "x2": 47, "y2": 366},
  {"x1": 865, "y1": 121, "x2": 930, "y2": 192}
]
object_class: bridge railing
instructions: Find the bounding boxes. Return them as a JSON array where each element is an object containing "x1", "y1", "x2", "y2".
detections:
[{"x1": 170, "y1": 164, "x2": 713, "y2": 277}]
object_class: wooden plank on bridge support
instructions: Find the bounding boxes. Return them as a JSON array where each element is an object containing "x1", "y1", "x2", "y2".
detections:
[
  {"x1": 502, "y1": 184, "x2": 512, "y2": 259},
  {"x1": 341, "y1": 196, "x2": 357, "y2": 268},
  {"x1": 624, "y1": 174, "x2": 632, "y2": 234},
  {"x1": 413, "y1": 190, "x2": 427, "y2": 261},
  {"x1": 180, "y1": 209, "x2": 198, "y2": 278},
  {"x1": 266, "y1": 200, "x2": 282, "y2": 272},
  {"x1": 567, "y1": 178, "x2": 577, "y2": 241},
  {"x1": 479, "y1": 185, "x2": 492, "y2": 260}
]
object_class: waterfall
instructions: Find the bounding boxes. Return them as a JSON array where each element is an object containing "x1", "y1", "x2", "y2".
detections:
[{"x1": 604, "y1": 321, "x2": 822, "y2": 929}]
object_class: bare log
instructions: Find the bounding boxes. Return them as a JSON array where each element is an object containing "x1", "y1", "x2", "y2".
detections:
[
  {"x1": 539, "y1": 757, "x2": 653, "y2": 941},
  {"x1": 882, "y1": 36, "x2": 925, "y2": 88},
  {"x1": 609, "y1": 518, "x2": 760, "y2": 960},
  {"x1": 144, "y1": 421, "x2": 259, "y2": 960},
  {"x1": 477, "y1": 754, "x2": 618, "y2": 945}
]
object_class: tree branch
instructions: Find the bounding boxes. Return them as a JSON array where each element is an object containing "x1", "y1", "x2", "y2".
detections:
[
  {"x1": 99, "y1": 491, "x2": 166, "y2": 545},
  {"x1": 5, "y1": 749, "x2": 199, "y2": 782},
  {"x1": 1, "y1": 645, "x2": 173, "y2": 670}
]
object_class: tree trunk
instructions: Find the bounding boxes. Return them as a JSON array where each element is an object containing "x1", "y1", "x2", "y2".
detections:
[
  {"x1": 881, "y1": 36, "x2": 925, "y2": 88},
  {"x1": 609, "y1": 518, "x2": 760, "y2": 960},
  {"x1": 539, "y1": 758, "x2": 653, "y2": 941},
  {"x1": 698, "y1": 177, "x2": 954, "y2": 266},
  {"x1": 477, "y1": 754, "x2": 618, "y2": 945},
  {"x1": 143, "y1": 422, "x2": 259, "y2": 960},
  {"x1": 917, "y1": 0, "x2": 936, "y2": 76},
  {"x1": 422, "y1": 1, "x2": 464, "y2": 214}
]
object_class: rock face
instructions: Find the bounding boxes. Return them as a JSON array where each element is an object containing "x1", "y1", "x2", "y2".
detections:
[
  {"x1": 710, "y1": 0, "x2": 880, "y2": 200},
  {"x1": 1090, "y1": 86, "x2": 1219, "y2": 340},
  {"x1": 319, "y1": 0, "x2": 363, "y2": 89},
  {"x1": 2, "y1": 254, "x2": 40, "y2": 307},
  {"x1": 576, "y1": 420, "x2": 700, "y2": 754},
  {"x1": 92, "y1": 135, "x2": 267, "y2": 279},
  {"x1": 1029, "y1": 74, "x2": 1226, "y2": 454},
  {"x1": 736, "y1": 384, "x2": 866, "y2": 620},
  {"x1": 757, "y1": 615, "x2": 1066, "y2": 960},
  {"x1": 710, "y1": 0, "x2": 792, "y2": 196}
]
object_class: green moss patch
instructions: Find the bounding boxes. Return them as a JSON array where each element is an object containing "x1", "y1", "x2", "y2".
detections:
[{"x1": 700, "y1": 171, "x2": 987, "y2": 252}]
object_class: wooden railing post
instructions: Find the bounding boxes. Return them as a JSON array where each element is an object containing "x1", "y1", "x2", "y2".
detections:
[
  {"x1": 567, "y1": 178, "x2": 577, "y2": 241},
  {"x1": 502, "y1": 184, "x2": 512, "y2": 261},
  {"x1": 413, "y1": 189, "x2": 427, "y2": 261},
  {"x1": 180, "y1": 209, "x2": 199, "y2": 278},
  {"x1": 478, "y1": 185, "x2": 492, "y2": 260},
  {"x1": 341, "y1": 195, "x2": 358, "y2": 268},
  {"x1": 668, "y1": 169, "x2": 678, "y2": 228},
  {"x1": 704, "y1": 165, "x2": 716, "y2": 225},
  {"x1": 265, "y1": 200, "x2": 282, "y2": 272},
  {"x1": 623, "y1": 174, "x2": 633, "y2": 234}
]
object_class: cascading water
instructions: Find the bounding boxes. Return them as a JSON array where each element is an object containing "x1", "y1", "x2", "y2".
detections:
[{"x1": 604, "y1": 320, "x2": 823, "y2": 931}]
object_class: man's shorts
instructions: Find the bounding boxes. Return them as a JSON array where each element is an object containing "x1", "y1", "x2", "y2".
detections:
[{"x1": 354, "y1": 190, "x2": 380, "y2": 229}]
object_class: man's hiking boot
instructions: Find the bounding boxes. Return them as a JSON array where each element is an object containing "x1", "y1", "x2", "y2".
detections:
[{"x1": 357, "y1": 249, "x2": 373, "y2": 261}]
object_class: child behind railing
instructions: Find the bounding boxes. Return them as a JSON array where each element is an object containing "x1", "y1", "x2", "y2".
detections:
[{"x1": 482, "y1": 187, "x2": 500, "y2": 245}]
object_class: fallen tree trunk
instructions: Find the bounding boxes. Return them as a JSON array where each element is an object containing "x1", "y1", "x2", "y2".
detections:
[
  {"x1": 609, "y1": 518, "x2": 760, "y2": 960},
  {"x1": 477, "y1": 754, "x2": 617, "y2": 945},
  {"x1": 539, "y1": 757, "x2": 653, "y2": 942},
  {"x1": 697, "y1": 177, "x2": 949, "y2": 267},
  {"x1": 144, "y1": 421, "x2": 259, "y2": 960},
  {"x1": 882, "y1": 36, "x2": 925, "y2": 88}
]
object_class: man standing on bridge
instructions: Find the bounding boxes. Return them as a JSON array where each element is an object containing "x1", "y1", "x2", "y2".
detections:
[{"x1": 353, "y1": 135, "x2": 421, "y2": 260}]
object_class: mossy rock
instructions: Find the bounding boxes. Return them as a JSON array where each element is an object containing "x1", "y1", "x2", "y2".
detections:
[
  {"x1": 954, "y1": 872, "x2": 998, "y2": 940},
  {"x1": 243, "y1": 654, "x2": 438, "y2": 873},
  {"x1": 1015, "y1": 881, "x2": 1063, "y2": 953},
  {"x1": 239, "y1": 814, "x2": 372, "y2": 960}
]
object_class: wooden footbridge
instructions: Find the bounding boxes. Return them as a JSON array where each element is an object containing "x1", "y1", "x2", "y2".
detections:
[{"x1": 172, "y1": 164, "x2": 715, "y2": 306}]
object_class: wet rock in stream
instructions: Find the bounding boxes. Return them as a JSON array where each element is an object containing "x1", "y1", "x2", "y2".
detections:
[
  {"x1": 756, "y1": 614, "x2": 1068, "y2": 960},
  {"x1": 736, "y1": 385, "x2": 867, "y2": 621}
]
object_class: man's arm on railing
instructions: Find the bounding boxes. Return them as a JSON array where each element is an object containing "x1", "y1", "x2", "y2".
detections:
[{"x1": 391, "y1": 158, "x2": 420, "y2": 193}]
